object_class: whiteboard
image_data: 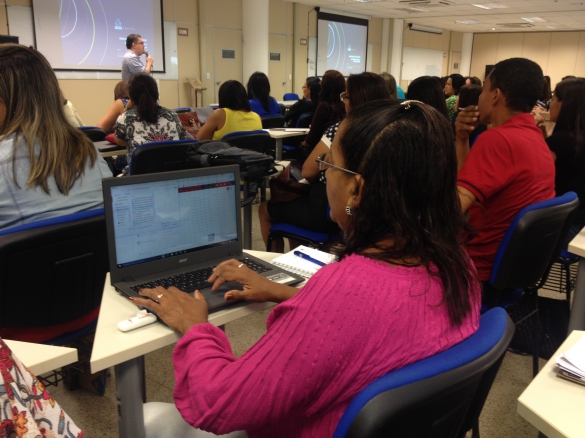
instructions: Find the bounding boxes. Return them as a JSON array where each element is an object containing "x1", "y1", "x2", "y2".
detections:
[{"x1": 402, "y1": 47, "x2": 444, "y2": 80}]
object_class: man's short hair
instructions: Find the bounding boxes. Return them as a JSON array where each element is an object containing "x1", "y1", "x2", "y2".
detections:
[
  {"x1": 126, "y1": 34, "x2": 142, "y2": 49},
  {"x1": 488, "y1": 58, "x2": 543, "y2": 113}
]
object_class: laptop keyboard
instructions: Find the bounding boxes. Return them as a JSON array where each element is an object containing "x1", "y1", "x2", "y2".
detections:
[{"x1": 130, "y1": 258, "x2": 271, "y2": 294}]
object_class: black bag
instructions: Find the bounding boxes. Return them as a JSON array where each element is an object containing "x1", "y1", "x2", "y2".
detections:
[{"x1": 186, "y1": 141, "x2": 277, "y2": 204}]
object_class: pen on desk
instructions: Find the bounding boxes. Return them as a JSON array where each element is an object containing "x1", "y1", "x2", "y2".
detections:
[{"x1": 294, "y1": 251, "x2": 325, "y2": 267}]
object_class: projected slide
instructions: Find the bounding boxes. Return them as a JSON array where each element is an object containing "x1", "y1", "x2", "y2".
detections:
[
  {"x1": 317, "y1": 16, "x2": 367, "y2": 77},
  {"x1": 33, "y1": 0, "x2": 164, "y2": 72}
]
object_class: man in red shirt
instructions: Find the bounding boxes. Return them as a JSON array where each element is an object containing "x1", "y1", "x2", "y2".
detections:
[{"x1": 455, "y1": 58, "x2": 555, "y2": 302}]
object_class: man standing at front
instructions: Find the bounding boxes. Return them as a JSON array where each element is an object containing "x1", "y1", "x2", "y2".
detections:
[
  {"x1": 121, "y1": 34, "x2": 154, "y2": 80},
  {"x1": 455, "y1": 58, "x2": 555, "y2": 302}
]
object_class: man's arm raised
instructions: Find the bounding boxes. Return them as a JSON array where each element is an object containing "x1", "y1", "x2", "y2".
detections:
[{"x1": 454, "y1": 105, "x2": 479, "y2": 172}]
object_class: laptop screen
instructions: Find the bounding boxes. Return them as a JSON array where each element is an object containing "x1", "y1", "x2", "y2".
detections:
[{"x1": 108, "y1": 171, "x2": 238, "y2": 268}]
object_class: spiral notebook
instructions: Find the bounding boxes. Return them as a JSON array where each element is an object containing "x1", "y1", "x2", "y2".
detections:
[{"x1": 271, "y1": 246, "x2": 336, "y2": 278}]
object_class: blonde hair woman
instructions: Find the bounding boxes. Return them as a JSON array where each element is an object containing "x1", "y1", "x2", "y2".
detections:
[{"x1": 0, "y1": 44, "x2": 111, "y2": 230}]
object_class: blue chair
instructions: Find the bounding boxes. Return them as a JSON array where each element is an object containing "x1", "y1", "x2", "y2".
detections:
[
  {"x1": 485, "y1": 191, "x2": 579, "y2": 376},
  {"x1": 261, "y1": 115, "x2": 285, "y2": 129},
  {"x1": 129, "y1": 139, "x2": 198, "y2": 175},
  {"x1": 221, "y1": 130, "x2": 273, "y2": 155},
  {"x1": 78, "y1": 126, "x2": 106, "y2": 142},
  {"x1": 283, "y1": 93, "x2": 299, "y2": 101},
  {"x1": 0, "y1": 209, "x2": 108, "y2": 345},
  {"x1": 296, "y1": 111, "x2": 313, "y2": 128},
  {"x1": 266, "y1": 207, "x2": 338, "y2": 252},
  {"x1": 173, "y1": 106, "x2": 192, "y2": 113},
  {"x1": 333, "y1": 308, "x2": 514, "y2": 438}
]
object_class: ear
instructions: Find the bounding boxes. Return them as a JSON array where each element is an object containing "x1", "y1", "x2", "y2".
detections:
[
  {"x1": 492, "y1": 87, "x2": 505, "y2": 107},
  {"x1": 347, "y1": 174, "x2": 364, "y2": 210}
]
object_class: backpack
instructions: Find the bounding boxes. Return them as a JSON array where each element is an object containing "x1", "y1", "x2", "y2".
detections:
[{"x1": 186, "y1": 141, "x2": 277, "y2": 204}]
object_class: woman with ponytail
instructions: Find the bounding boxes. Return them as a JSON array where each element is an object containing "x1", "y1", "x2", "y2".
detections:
[{"x1": 115, "y1": 73, "x2": 187, "y2": 174}]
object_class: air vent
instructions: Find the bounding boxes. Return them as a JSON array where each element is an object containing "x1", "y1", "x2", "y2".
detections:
[
  {"x1": 396, "y1": 7, "x2": 426, "y2": 12},
  {"x1": 496, "y1": 23, "x2": 534, "y2": 28}
]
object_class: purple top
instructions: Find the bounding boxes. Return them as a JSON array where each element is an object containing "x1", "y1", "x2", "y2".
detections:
[{"x1": 173, "y1": 254, "x2": 480, "y2": 438}]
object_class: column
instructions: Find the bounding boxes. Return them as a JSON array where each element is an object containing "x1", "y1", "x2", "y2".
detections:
[
  {"x1": 242, "y1": 0, "x2": 269, "y2": 82},
  {"x1": 390, "y1": 19, "x2": 403, "y2": 81},
  {"x1": 380, "y1": 18, "x2": 390, "y2": 73},
  {"x1": 460, "y1": 33, "x2": 474, "y2": 77}
]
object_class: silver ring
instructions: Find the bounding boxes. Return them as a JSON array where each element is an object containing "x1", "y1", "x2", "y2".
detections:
[
  {"x1": 157, "y1": 294, "x2": 163, "y2": 299},
  {"x1": 238, "y1": 263, "x2": 244, "y2": 268}
]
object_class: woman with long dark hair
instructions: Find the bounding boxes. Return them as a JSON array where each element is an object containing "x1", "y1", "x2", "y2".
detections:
[
  {"x1": 115, "y1": 73, "x2": 187, "y2": 174},
  {"x1": 247, "y1": 72, "x2": 280, "y2": 117},
  {"x1": 259, "y1": 72, "x2": 393, "y2": 252},
  {"x1": 301, "y1": 69, "x2": 346, "y2": 150},
  {"x1": 546, "y1": 77, "x2": 585, "y2": 241},
  {"x1": 197, "y1": 80, "x2": 262, "y2": 140},
  {"x1": 406, "y1": 76, "x2": 449, "y2": 120},
  {"x1": 97, "y1": 80, "x2": 131, "y2": 133},
  {"x1": 132, "y1": 100, "x2": 480, "y2": 438}
]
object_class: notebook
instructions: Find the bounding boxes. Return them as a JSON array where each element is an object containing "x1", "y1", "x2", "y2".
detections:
[
  {"x1": 102, "y1": 166, "x2": 303, "y2": 313},
  {"x1": 271, "y1": 245, "x2": 336, "y2": 279}
]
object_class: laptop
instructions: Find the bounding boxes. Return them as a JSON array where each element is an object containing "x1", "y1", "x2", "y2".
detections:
[{"x1": 102, "y1": 165, "x2": 303, "y2": 312}]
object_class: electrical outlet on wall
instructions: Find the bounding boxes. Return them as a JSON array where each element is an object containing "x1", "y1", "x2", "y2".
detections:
[{"x1": 206, "y1": 73, "x2": 210, "y2": 79}]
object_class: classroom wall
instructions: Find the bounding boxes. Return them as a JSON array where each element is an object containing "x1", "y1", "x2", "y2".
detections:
[
  {"x1": 470, "y1": 31, "x2": 585, "y2": 89},
  {"x1": 401, "y1": 24, "x2": 463, "y2": 91}
]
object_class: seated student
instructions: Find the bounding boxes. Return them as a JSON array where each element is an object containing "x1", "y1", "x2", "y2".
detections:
[
  {"x1": 456, "y1": 58, "x2": 555, "y2": 303},
  {"x1": 97, "y1": 80, "x2": 131, "y2": 133},
  {"x1": 444, "y1": 73, "x2": 465, "y2": 122},
  {"x1": 300, "y1": 69, "x2": 346, "y2": 151},
  {"x1": 133, "y1": 100, "x2": 481, "y2": 438},
  {"x1": 115, "y1": 73, "x2": 187, "y2": 174},
  {"x1": 259, "y1": 72, "x2": 392, "y2": 252},
  {"x1": 0, "y1": 44, "x2": 111, "y2": 230},
  {"x1": 406, "y1": 75, "x2": 449, "y2": 120},
  {"x1": 196, "y1": 80, "x2": 262, "y2": 141},
  {"x1": 284, "y1": 76, "x2": 320, "y2": 126},
  {"x1": 545, "y1": 77, "x2": 585, "y2": 242},
  {"x1": 0, "y1": 338, "x2": 83, "y2": 437},
  {"x1": 247, "y1": 72, "x2": 281, "y2": 117}
]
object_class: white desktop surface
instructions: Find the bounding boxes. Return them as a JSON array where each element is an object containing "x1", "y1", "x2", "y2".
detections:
[
  {"x1": 569, "y1": 229, "x2": 585, "y2": 258},
  {"x1": 517, "y1": 330, "x2": 585, "y2": 438},
  {"x1": 264, "y1": 128, "x2": 309, "y2": 138},
  {"x1": 90, "y1": 250, "x2": 288, "y2": 374},
  {"x1": 5, "y1": 340, "x2": 78, "y2": 376}
]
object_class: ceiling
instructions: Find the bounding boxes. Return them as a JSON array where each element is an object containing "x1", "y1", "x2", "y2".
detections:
[{"x1": 283, "y1": 0, "x2": 585, "y2": 33}]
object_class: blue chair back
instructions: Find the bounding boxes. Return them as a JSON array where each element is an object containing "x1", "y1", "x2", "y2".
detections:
[
  {"x1": 78, "y1": 126, "x2": 106, "y2": 142},
  {"x1": 261, "y1": 115, "x2": 285, "y2": 129},
  {"x1": 333, "y1": 308, "x2": 514, "y2": 438},
  {"x1": 296, "y1": 112, "x2": 313, "y2": 128},
  {"x1": 0, "y1": 210, "x2": 108, "y2": 343},
  {"x1": 129, "y1": 139, "x2": 198, "y2": 175},
  {"x1": 173, "y1": 107, "x2": 192, "y2": 113},
  {"x1": 283, "y1": 93, "x2": 299, "y2": 101},
  {"x1": 221, "y1": 130, "x2": 273, "y2": 155},
  {"x1": 490, "y1": 192, "x2": 579, "y2": 291}
]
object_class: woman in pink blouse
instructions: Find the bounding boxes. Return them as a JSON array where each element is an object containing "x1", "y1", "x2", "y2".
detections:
[{"x1": 134, "y1": 100, "x2": 481, "y2": 438}]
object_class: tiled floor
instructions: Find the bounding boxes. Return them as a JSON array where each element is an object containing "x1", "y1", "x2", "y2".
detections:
[{"x1": 42, "y1": 202, "x2": 555, "y2": 437}]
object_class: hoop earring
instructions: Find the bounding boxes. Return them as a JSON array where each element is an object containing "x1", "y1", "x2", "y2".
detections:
[{"x1": 345, "y1": 205, "x2": 353, "y2": 216}]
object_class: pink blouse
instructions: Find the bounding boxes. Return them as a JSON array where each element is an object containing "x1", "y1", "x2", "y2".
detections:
[{"x1": 173, "y1": 254, "x2": 480, "y2": 437}]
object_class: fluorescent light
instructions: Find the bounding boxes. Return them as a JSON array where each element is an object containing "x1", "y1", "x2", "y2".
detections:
[
  {"x1": 546, "y1": 25, "x2": 569, "y2": 29},
  {"x1": 408, "y1": 23, "x2": 444, "y2": 34},
  {"x1": 472, "y1": 3, "x2": 510, "y2": 9},
  {"x1": 456, "y1": 20, "x2": 483, "y2": 24},
  {"x1": 521, "y1": 17, "x2": 546, "y2": 23}
]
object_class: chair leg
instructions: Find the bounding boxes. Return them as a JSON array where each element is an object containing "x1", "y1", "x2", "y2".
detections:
[
  {"x1": 471, "y1": 418, "x2": 480, "y2": 438},
  {"x1": 531, "y1": 290, "x2": 540, "y2": 377}
]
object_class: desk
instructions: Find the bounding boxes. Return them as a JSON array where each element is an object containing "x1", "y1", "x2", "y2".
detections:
[
  {"x1": 266, "y1": 128, "x2": 309, "y2": 160},
  {"x1": 94, "y1": 140, "x2": 125, "y2": 158},
  {"x1": 4, "y1": 340, "x2": 78, "y2": 376},
  {"x1": 567, "y1": 230, "x2": 585, "y2": 332},
  {"x1": 517, "y1": 330, "x2": 585, "y2": 438},
  {"x1": 209, "y1": 100, "x2": 297, "y2": 109},
  {"x1": 90, "y1": 250, "x2": 295, "y2": 438}
]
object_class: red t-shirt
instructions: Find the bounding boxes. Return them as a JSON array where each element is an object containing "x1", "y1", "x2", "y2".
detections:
[{"x1": 458, "y1": 113, "x2": 555, "y2": 281}]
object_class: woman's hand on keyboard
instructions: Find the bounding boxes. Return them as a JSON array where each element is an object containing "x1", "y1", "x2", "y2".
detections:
[
  {"x1": 208, "y1": 259, "x2": 297, "y2": 303},
  {"x1": 131, "y1": 285, "x2": 208, "y2": 334}
]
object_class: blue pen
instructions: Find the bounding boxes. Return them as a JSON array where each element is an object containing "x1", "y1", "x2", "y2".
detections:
[{"x1": 294, "y1": 251, "x2": 325, "y2": 267}]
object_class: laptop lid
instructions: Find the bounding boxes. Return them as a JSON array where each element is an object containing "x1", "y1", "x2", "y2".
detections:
[{"x1": 103, "y1": 165, "x2": 244, "y2": 285}]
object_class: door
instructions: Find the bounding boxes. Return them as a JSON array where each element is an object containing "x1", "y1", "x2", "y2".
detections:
[
  {"x1": 213, "y1": 27, "x2": 243, "y2": 102},
  {"x1": 269, "y1": 34, "x2": 288, "y2": 100}
]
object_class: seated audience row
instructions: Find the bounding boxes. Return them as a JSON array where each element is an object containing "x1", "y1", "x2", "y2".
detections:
[{"x1": 284, "y1": 76, "x2": 321, "y2": 126}]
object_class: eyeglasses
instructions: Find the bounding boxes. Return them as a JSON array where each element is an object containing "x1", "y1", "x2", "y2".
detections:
[
  {"x1": 340, "y1": 91, "x2": 349, "y2": 102},
  {"x1": 302, "y1": 85, "x2": 308, "y2": 89},
  {"x1": 135, "y1": 41, "x2": 145, "y2": 45},
  {"x1": 316, "y1": 153, "x2": 357, "y2": 175}
]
